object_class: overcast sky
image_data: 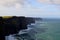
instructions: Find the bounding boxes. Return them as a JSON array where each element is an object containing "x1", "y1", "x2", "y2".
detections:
[{"x1": 0, "y1": 0, "x2": 60, "y2": 18}]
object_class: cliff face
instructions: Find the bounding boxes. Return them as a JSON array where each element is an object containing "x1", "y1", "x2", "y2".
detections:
[
  {"x1": 34, "y1": 18, "x2": 42, "y2": 21},
  {"x1": 26, "y1": 17, "x2": 35, "y2": 25},
  {"x1": 0, "y1": 16, "x2": 27, "y2": 36},
  {"x1": 0, "y1": 16, "x2": 35, "y2": 36}
]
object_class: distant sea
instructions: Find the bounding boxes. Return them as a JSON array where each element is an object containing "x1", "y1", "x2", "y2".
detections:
[
  {"x1": 35, "y1": 18, "x2": 60, "y2": 40},
  {"x1": 6, "y1": 18, "x2": 60, "y2": 40}
]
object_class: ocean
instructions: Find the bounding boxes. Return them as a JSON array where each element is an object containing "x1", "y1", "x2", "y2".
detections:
[
  {"x1": 6, "y1": 18, "x2": 60, "y2": 40},
  {"x1": 35, "y1": 18, "x2": 60, "y2": 40}
]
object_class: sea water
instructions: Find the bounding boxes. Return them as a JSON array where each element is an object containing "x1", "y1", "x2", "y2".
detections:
[
  {"x1": 6, "y1": 18, "x2": 60, "y2": 40},
  {"x1": 35, "y1": 18, "x2": 60, "y2": 40}
]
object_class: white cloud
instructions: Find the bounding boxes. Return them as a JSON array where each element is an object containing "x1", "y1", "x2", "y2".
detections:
[
  {"x1": 0, "y1": 3, "x2": 60, "y2": 18},
  {"x1": 0, "y1": 0, "x2": 28, "y2": 10},
  {"x1": 37, "y1": 0, "x2": 60, "y2": 4},
  {"x1": 37, "y1": 0, "x2": 60, "y2": 9},
  {"x1": 0, "y1": 0, "x2": 60, "y2": 18}
]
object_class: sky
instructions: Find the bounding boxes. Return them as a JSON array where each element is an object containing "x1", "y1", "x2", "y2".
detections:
[{"x1": 0, "y1": 0, "x2": 60, "y2": 18}]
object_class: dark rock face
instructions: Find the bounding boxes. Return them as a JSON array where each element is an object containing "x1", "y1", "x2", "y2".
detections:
[
  {"x1": 0, "y1": 16, "x2": 35, "y2": 36},
  {"x1": 0, "y1": 17, "x2": 3, "y2": 36},
  {"x1": 0, "y1": 16, "x2": 35, "y2": 40},
  {"x1": 34, "y1": 18, "x2": 42, "y2": 21},
  {"x1": 26, "y1": 17, "x2": 35, "y2": 25},
  {"x1": 0, "y1": 16, "x2": 27, "y2": 36}
]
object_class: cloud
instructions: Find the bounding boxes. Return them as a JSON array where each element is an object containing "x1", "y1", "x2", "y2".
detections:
[
  {"x1": 0, "y1": 0, "x2": 28, "y2": 10},
  {"x1": 37, "y1": 0, "x2": 60, "y2": 4},
  {"x1": 0, "y1": 0, "x2": 25, "y2": 6},
  {"x1": 0, "y1": 0, "x2": 60, "y2": 18},
  {"x1": 0, "y1": 2, "x2": 59, "y2": 17},
  {"x1": 37, "y1": 0, "x2": 60, "y2": 9},
  {"x1": 0, "y1": 3, "x2": 43, "y2": 17}
]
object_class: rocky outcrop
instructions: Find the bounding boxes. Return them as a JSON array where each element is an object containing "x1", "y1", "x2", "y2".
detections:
[
  {"x1": 34, "y1": 17, "x2": 42, "y2": 21},
  {"x1": 26, "y1": 17, "x2": 35, "y2": 25},
  {"x1": 0, "y1": 16, "x2": 35, "y2": 40}
]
